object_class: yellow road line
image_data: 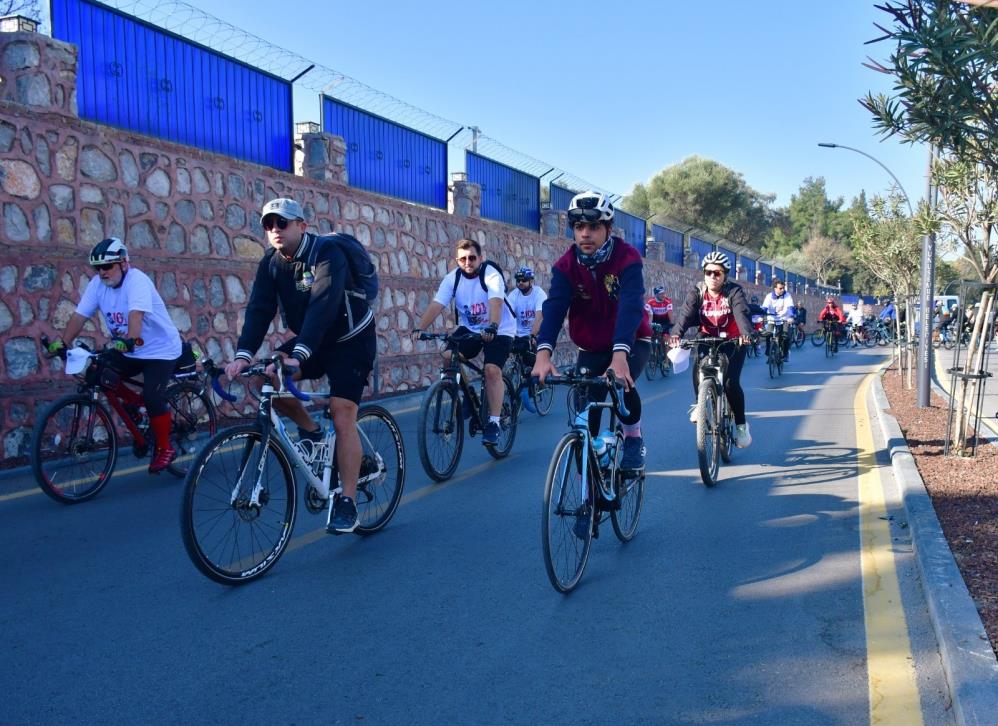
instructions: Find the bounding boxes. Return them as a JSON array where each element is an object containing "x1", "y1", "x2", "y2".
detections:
[{"x1": 855, "y1": 373, "x2": 923, "y2": 725}]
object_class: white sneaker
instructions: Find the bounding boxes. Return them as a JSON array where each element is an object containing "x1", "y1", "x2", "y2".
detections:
[
  {"x1": 688, "y1": 404, "x2": 698, "y2": 423},
  {"x1": 735, "y1": 424, "x2": 752, "y2": 448}
]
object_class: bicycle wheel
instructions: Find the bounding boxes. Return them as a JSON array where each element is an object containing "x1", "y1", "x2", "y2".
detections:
[
  {"x1": 417, "y1": 379, "x2": 463, "y2": 482},
  {"x1": 794, "y1": 327, "x2": 806, "y2": 349},
  {"x1": 610, "y1": 432, "x2": 644, "y2": 542},
  {"x1": 354, "y1": 405, "x2": 406, "y2": 534},
  {"x1": 541, "y1": 432, "x2": 593, "y2": 593},
  {"x1": 31, "y1": 394, "x2": 118, "y2": 504},
  {"x1": 164, "y1": 382, "x2": 218, "y2": 478},
  {"x1": 863, "y1": 331, "x2": 877, "y2": 348},
  {"x1": 777, "y1": 351, "x2": 784, "y2": 375},
  {"x1": 645, "y1": 343, "x2": 661, "y2": 380},
  {"x1": 767, "y1": 349, "x2": 777, "y2": 379},
  {"x1": 943, "y1": 333, "x2": 956, "y2": 350},
  {"x1": 483, "y1": 375, "x2": 518, "y2": 459},
  {"x1": 811, "y1": 329, "x2": 825, "y2": 347},
  {"x1": 719, "y1": 396, "x2": 733, "y2": 464},
  {"x1": 503, "y1": 359, "x2": 523, "y2": 420},
  {"x1": 532, "y1": 380, "x2": 555, "y2": 416},
  {"x1": 696, "y1": 380, "x2": 720, "y2": 487},
  {"x1": 181, "y1": 425, "x2": 296, "y2": 585},
  {"x1": 825, "y1": 335, "x2": 832, "y2": 358},
  {"x1": 566, "y1": 384, "x2": 589, "y2": 426}
]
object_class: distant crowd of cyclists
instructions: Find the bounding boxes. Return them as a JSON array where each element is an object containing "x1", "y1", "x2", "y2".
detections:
[{"x1": 47, "y1": 190, "x2": 895, "y2": 532}]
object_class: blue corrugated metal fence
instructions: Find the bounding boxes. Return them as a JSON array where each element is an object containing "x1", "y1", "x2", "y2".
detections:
[
  {"x1": 322, "y1": 96, "x2": 446, "y2": 208},
  {"x1": 651, "y1": 224, "x2": 684, "y2": 266},
  {"x1": 614, "y1": 209, "x2": 646, "y2": 255},
  {"x1": 467, "y1": 152, "x2": 539, "y2": 230},
  {"x1": 52, "y1": 0, "x2": 292, "y2": 171}
]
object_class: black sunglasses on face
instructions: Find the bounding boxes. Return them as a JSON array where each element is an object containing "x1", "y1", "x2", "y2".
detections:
[
  {"x1": 262, "y1": 215, "x2": 292, "y2": 231},
  {"x1": 704, "y1": 269, "x2": 724, "y2": 278},
  {"x1": 568, "y1": 208, "x2": 602, "y2": 224},
  {"x1": 95, "y1": 263, "x2": 118, "y2": 271}
]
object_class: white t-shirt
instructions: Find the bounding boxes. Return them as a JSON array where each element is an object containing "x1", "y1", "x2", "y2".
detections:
[
  {"x1": 76, "y1": 268, "x2": 182, "y2": 360},
  {"x1": 847, "y1": 307, "x2": 866, "y2": 326},
  {"x1": 433, "y1": 266, "x2": 517, "y2": 337},
  {"x1": 506, "y1": 286, "x2": 547, "y2": 337},
  {"x1": 762, "y1": 291, "x2": 796, "y2": 323}
]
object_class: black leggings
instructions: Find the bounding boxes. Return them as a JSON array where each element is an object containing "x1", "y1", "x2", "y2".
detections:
[
  {"x1": 110, "y1": 354, "x2": 177, "y2": 417},
  {"x1": 691, "y1": 344, "x2": 747, "y2": 426},
  {"x1": 576, "y1": 340, "x2": 650, "y2": 435}
]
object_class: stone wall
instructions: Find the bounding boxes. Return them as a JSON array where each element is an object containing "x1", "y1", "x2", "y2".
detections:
[{"x1": 0, "y1": 31, "x2": 829, "y2": 463}]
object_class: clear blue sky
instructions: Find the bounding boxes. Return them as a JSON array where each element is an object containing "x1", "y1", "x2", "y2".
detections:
[{"x1": 190, "y1": 0, "x2": 928, "y2": 212}]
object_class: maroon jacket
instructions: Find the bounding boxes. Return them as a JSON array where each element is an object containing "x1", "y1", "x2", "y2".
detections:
[{"x1": 538, "y1": 237, "x2": 652, "y2": 354}]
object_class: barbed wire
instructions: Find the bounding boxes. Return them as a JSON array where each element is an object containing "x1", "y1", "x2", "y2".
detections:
[{"x1": 86, "y1": 0, "x2": 623, "y2": 200}]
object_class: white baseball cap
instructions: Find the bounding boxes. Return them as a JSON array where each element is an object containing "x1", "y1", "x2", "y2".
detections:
[{"x1": 260, "y1": 198, "x2": 304, "y2": 223}]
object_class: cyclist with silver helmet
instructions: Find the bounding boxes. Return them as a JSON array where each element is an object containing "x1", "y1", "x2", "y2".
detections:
[
  {"x1": 532, "y1": 191, "x2": 652, "y2": 471},
  {"x1": 671, "y1": 251, "x2": 754, "y2": 448},
  {"x1": 49, "y1": 238, "x2": 184, "y2": 473}
]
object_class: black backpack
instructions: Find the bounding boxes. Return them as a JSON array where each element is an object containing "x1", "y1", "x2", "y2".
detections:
[{"x1": 451, "y1": 260, "x2": 515, "y2": 324}]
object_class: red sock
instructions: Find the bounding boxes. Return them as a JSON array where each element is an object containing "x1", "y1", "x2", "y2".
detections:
[{"x1": 149, "y1": 412, "x2": 172, "y2": 451}]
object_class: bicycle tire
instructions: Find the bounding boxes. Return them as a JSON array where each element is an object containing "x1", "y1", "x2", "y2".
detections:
[
  {"x1": 354, "y1": 405, "x2": 406, "y2": 534},
  {"x1": 566, "y1": 385, "x2": 589, "y2": 426},
  {"x1": 417, "y1": 379, "x2": 463, "y2": 482},
  {"x1": 794, "y1": 327, "x2": 806, "y2": 349},
  {"x1": 645, "y1": 344, "x2": 661, "y2": 381},
  {"x1": 610, "y1": 432, "x2": 644, "y2": 542},
  {"x1": 164, "y1": 381, "x2": 218, "y2": 477},
  {"x1": 31, "y1": 393, "x2": 118, "y2": 504},
  {"x1": 483, "y1": 375, "x2": 518, "y2": 460},
  {"x1": 719, "y1": 395, "x2": 733, "y2": 464},
  {"x1": 180, "y1": 424, "x2": 296, "y2": 585},
  {"x1": 811, "y1": 330, "x2": 825, "y2": 347},
  {"x1": 768, "y1": 351, "x2": 777, "y2": 379},
  {"x1": 863, "y1": 332, "x2": 876, "y2": 348},
  {"x1": 541, "y1": 431, "x2": 593, "y2": 593},
  {"x1": 532, "y1": 380, "x2": 555, "y2": 416},
  {"x1": 825, "y1": 335, "x2": 832, "y2": 358},
  {"x1": 696, "y1": 380, "x2": 719, "y2": 487},
  {"x1": 943, "y1": 334, "x2": 956, "y2": 350}
]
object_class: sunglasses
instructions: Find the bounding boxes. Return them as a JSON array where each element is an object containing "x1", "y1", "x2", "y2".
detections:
[
  {"x1": 262, "y1": 215, "x2": 293, "y2": 231},
  {"x1": 95, "y1": 263, "x2": 118, "y2": 272},
  {"x1": 457, "y1": 254, "x2": 479, "y2": 263},
  {"x1": 568, "y1": 208, "x2": 603, "y2": 224},
  {"x1": 704, "y1": 269, "x2": 724, "y2": 278}
]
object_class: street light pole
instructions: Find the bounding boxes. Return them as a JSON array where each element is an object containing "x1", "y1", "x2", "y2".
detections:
[{"x1": 817, "y1": 143, "x2": 914, "y2": 216}]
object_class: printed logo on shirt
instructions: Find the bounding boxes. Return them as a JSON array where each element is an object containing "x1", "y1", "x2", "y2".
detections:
[
  {"x1": 104, "y1": 311, "x2": 127, "y2": 336},
  {"x1": 464, "y1": 301, "x2": 488, "y2": 327},
  {"x1": 603, "y1": 274, "x2": 620, "y2": 299},
  {"x1": 296, "y1": 268, "x2": 314, "y2": 292},
  {"x1": 701, "y1": 295, "x2": 732, "y2": 329}
]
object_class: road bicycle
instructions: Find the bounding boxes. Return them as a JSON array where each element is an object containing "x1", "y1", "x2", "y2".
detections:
[
  {"x1": 503, "y1": 339, "x2": 554, "y2": 417},
  {"x1": 822, "y1": 321, "x2": 840, "y2": 357},
  {"x1": 540, "y1": 370, "x2": 644, "y2": 593},
  {"x1": 31, "y1": 337, "x2": 216, "y2": 504},
  {"x1": 679, "y1": 336, "x2": 739, "y2": 487},
  {"x1": 416, "y1": 331, "x2": 518, "y2": 482},
  {"x1": 644, "y1": 323, "x2": 671, "y2": 380},
  {"x1": 180, "y1": 358, "x2": 405, "y2": 585},
  {"x1": 763, "y1": 323, "x2": 787, "y2": 379}
]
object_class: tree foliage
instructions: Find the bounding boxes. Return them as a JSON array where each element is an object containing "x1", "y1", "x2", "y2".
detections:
[
  {"x1": 931, "y1": 156, "x2": 998, "y2": 283},
  {"x1": 862, "y1": 0, "x2": 998, "y2": 170},
  {"x1": 621, "y1": 156, "x2": 775, "y2": 251},
  {"x1": 852, "y1": 192, "x2": 924, "y2": 301},
  {"x1": 800, "y1": 235, "x2": 852, "y2": 284},
  {"x1": 0, "y1": 0, "x2": 40, "y2": 18}
]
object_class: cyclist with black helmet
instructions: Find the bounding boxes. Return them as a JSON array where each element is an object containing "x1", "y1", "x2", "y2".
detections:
[
  {"x1": 531, "y1": 190, "x2": 651, "y2": 471},
  {"x1": 645, "y1": 285, "x2": 674, "y2": 333},
  {"x1": 671, "y1": 251, "x2": 754, "y2": 448},
  {"x1": 48, "y1": 237, "x2": 184, "y2": 473},
  {"x1": 506, "y1": 266, "x2": 546, "y2": 410}
]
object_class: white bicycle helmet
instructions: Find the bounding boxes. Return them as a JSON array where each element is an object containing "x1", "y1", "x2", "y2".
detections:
[
  {"x1": 89, "y1": 237, "x2": 128, "y2": 266},
  {"x1": 701, "y1": 250, "x2": 730, "y2": 273},
  {"x1": 568, "y1": 191, "x2": 614, "y2": 223}
]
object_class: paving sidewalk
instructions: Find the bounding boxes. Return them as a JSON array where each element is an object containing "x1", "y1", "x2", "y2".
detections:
[{"x1": 932, "y1": 341, "x2": 998, "y2": 440}]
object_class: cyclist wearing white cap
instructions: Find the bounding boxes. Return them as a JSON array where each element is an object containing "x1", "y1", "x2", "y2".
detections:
[{"x1": 224, "y1": 198, "x2": 377, "y2": 534}]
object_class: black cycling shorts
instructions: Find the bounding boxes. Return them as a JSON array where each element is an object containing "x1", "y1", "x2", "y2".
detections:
[
  {"x1": 453, "y1": 326, "x2": 512, "y2": 369},
  {"x1": 278, "y1": 324, "x2": 375, "y2": 405}
]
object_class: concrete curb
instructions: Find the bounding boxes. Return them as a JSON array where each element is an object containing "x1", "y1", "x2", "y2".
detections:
[{"x1": 870, "y1": 373, "x2": 998, "y2": 726}]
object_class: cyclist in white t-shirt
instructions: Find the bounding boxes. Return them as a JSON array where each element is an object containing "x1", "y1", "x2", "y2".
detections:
[
  {"x1": 413, "y1": 238, "x2": 516, "y2": 446},
  {"x1": 48, "y1": 238, "x2": 184, "y2": 473},
  {"x1": 506, "y1": 266, "x2": 546, "y2": 362}
]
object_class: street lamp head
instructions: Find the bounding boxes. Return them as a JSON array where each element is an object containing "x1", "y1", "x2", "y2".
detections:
[{"x1": 817, "y1": 142, "x2": 838, "y2": 148}]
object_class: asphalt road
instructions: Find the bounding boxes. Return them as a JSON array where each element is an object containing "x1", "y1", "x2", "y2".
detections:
[{"x1": 1, "y1": 341, "x2": 956, "y2": 724}]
